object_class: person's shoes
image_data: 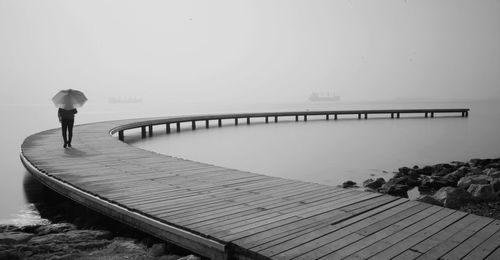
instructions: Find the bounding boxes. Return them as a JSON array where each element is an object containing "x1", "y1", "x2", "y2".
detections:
[
  {"x1": 63, "y1": 143, "x2": 67, "y2": 148},
  {"x1": 68, "y1": 143, "x2": 72, "y2": 148}
]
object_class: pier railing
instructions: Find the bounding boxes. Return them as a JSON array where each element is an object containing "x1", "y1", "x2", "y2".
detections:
[{"x1": 111, "y1": 108, "x2": 469, "y2": 141}]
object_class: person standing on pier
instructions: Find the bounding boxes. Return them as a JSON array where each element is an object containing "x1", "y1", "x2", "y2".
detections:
[
  {"x1": 52, "y1": 89, "x2": 87, "y2": 148},
  {"x1": 58, "y1": 108, "x2": 77, "y2": 148}
]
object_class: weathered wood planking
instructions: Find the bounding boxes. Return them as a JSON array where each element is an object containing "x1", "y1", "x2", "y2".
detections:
[{"x1": 22, "y1": 109, "x2": 500, "y2": 260}]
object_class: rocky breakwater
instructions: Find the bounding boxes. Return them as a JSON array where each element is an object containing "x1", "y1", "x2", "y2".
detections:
[
  {"x1": 360, "y1": 158, "x2": 500, "y2": 219},
  {"x1": 0, "y1": 222, "x2": 201, "y2": 260}
]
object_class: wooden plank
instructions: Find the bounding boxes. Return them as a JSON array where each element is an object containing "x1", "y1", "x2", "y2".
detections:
[
  {"x1": 238, "y1": 196, "x2": 400, "y2": 252},
  {"x1": 295, "y1": 204, "x2": 443, "y2": 260},
  {"x1": 410, "y1": 214, "x2": 480, "y2": 255},
  {"x1": 267, "y1": 201, "x2": 422, "y2": 259},
  {"x1": 441, "y1": 220, "x2": 500, "y2": 260},
  {"x1": 216, "y1": 193, "x2": 382, "y2": 242},
  {"x1": 458, "y1": 224, "x2": 500, "y2": 260},
  {"x1": 345, "y1": 207, "x2": 454, "y2": 260},
  {"x1": 367, "y1": 210, "x2": 466, "y2": 260},
  {"x1": 414, "y1": 215, "x2": 492, "y2": 260}
]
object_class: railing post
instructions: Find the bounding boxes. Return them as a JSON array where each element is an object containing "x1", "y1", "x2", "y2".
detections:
[
  {"x1": 304, "y1": 115, "x2": 307, "y2": 121},
  {"x1": 148, "y1": 125, "x2": 153, "y2": 137},
  {"x1": 358, "y1": 113, "x2": 361, "y2": 119},
  {"x1": 218, "y1": 119, "x2": 222, "y2": 127},
  {"x1": 391, "y1": 113, "x2": 394, "y2": 119},
  {"x1": 166, "y1": 123, "x2": 171, "y2": 134},
  {"x1": 334, "y1": 114, "x2": 337, "y2": 120},
  {"x1": 265, "y1": 117, "x2": 269, "y2": 123},
  {"x1": 118, "y1": 130, "x2": 124, "y2": 141},
  {"x1": 247, "y1": 117, "x2": 250, "y2": 124},
  {"x1": 364, "y1": 113, "x2": 367, "y2": 119},
  {"x1": 466, "y1": 111, "x2": 469, "y2": 117},
  {"x1": 274, "y1": 116, "x2": 278, "y2": 123},
  {"x1": 235, "y1": 118, "x2": 238, "y2": 125},
  {"x1": 141, "y1": 126, "x2": 146, "y2": 138},
  {"x1": 206, "y1": 120, "x2": 209, "y2": 128},
  {"x1": 176, "y1": 122, "x2": 180, "y2": 132},
  {"x1": 425, "y1": 112, "x2": 428, "y2": 118},
  {"x1": 326, "y1": 114, "x2": 329, "y2": 120},
  {"x1": 397, "y1": 113, "x2": 400, "y2": 118},
  {"x1": 295, "y1": 115, "x2": 299, "y2": 122},
  {"x1": 192, "y1": 121, "x2": 196, "y2": 130},
  {"x1": 431, "y1": 112, "x2": 434, "y2": 118}
]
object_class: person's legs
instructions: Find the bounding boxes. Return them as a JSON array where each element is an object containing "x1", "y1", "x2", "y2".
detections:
[
  {"x1": 61, "y1": 120, "x2": 68, "y2": 147},
  {"x1": 67, "y1": 119, "x2": 74, "y2": 147}
]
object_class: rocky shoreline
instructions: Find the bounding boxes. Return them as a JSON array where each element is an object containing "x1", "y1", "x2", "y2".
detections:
[
  {"x1": 1, "y1": 175, "x2": 202, "y2": 260},
  {"x1": 0, "y1": 222, "x2": 202, "y2": 260},
  {"x1": 347, "y1": 157, "x2": 500, "y2": 219},
  {"x1": 0, "y1": 221, "x2": 202, "y2": 260}
]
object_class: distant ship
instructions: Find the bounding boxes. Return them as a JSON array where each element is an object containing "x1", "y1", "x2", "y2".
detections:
[
  {"x1": 108, "y1": 97, "x2": 143, "y2": 104},
  {"x1": 309, "y1": 92, "x2": 340, "y2": 102}
]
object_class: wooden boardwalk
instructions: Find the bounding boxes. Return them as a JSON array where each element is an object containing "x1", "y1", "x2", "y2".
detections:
[{"x1": 20, "y1": 109, "x2": 500, "y2": 259}]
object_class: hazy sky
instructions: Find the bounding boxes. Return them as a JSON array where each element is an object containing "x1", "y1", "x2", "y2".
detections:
[{"x1": 1, "y1": 0, "x2": 499, "y2": 104}]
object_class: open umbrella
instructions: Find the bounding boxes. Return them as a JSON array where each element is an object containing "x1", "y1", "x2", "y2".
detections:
[{"x1": 52, "y1": 89, "x2": 87, "y2": 110}]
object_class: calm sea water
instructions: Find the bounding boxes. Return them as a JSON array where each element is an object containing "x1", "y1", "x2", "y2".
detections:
[{"x1": 2, "y1": 99, "x2": 499, "y2": 224}]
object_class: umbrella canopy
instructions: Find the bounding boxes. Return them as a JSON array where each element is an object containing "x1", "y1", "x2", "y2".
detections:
[{"x1": 52, "y1": 89, "x2": 87, "y2": 110}]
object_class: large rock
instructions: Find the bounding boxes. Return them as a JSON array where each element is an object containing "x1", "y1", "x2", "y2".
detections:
[
  {"x1": 470, "y1": 158, "x2": 492, "y2": 167},
  {"x1": 433, "y1": 187, "x2": 473, "y2": 209},
  {"x1": 35, "y1": 223, "x2": 76, "y2": 236},
  {"x1": 28, "y1": 230, "x2": 112, "y2": 245},
  {"x1": 363, "y1": 178, "x2": 386, "y2": 190},
  {"x1": 149, "y1": 243, "x2": 167, "y2": 257},
  {"x1": 457, "y1": 175, "x2": 490, "y2": 189},
  {"x1": 466, "y1": 167, "x2": 485, "y2": 176},
  {"x1": 484, "y1": 168, "x2": 500, "y2": 178},
  {"x1": 380, "y1": 184, "x2": 410, "y2": 197},
  {"x1": 0, "y1": 232, "x2": 34, "y2": 245},
  {"x1": 491, "y1": 178, "x2": 500, "y2": 192},
  {"x1": 467, "y1": 184, "x2": 498, "y2": 201},
  {"x1": 417, "y1": 195, "x2": 443, "y2": 206},
  {"x1": 421, "y1": 176, "x2": 456, "y2": 189},
  {"x1": 342, "y1": 180, "x2": 357, "y2": 188},
  {"x1": 398, "y1": 167, "x2": 411, "y2": 175},
  {"x1": 421, "y1": 166, "x2": 434, "y2": 175}
]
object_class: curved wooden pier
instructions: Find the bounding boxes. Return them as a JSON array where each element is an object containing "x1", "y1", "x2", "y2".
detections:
[{"x1": 21, "y1": 108, "x2": 500, "y2": 259}]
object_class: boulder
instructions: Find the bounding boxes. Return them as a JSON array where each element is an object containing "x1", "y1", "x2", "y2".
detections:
[
  {"x1": 432, "y1": 187, "x2": 473, "y2": 209},
  {"x1": 35, "y1": 223, "x2": 76, "y2": 236},
  {"x1": 363, "y1": 178, "x2": 386, "y2": 190},
  {"x1": 28, "y1": 230, "x2": 112, "y2": 245},
  {"x1": 466, "y1": 167, "x2": 484, "y2": 176},
  {"x1": 467, "y1": 184, "x2": 498, "y2": 201},
  {"x1": 421, "y1": 166, "x2": 434, "y2": 175},
  {"x1": 486, "y1": 163, "x2": 500, "y2": 169},
  {"x1": 421, "y1": 176, "x2": 456, "y2": 189},
  {"x1": 491, "y1": 178, "x2": 500, "y2": 192},
  {"x1": 149, "y1": 243, "x2": 167, "y2": 257},
  {"x1": 457, "y1": 175, "x2": 490, "y2": 189},
  {"x1": 432, "y1": 169, "x2": 451, "y2": 177},
  {"x1": 417, "y1": 195, "x2": 443, "y2": 206},
  {"x1": 398, "y1": 167, "x2": 411, "y2": 175},
  {"x1": 0, "y1": 232, "x2": 34, "y2": 245},
  {"x1": 380, "y1": 184, "x2": 410, "y2": 197},
  {"x1": 470, "y1": 158, "x2": 492, "y2": 167},
  {"x1": 484, "y1": 169, "x2": 500, "y2": 179},
  {"x1": 446, "y1": 168, "x2": 468, "y2": 181},
  {"x1": 342, "y1": 180, "x2": 357, "y2": 188}
]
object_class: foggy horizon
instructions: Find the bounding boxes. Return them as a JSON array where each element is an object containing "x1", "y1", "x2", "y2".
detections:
[{"x1": 1, "y1": 0, "x2": 500, "y2": 105}]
